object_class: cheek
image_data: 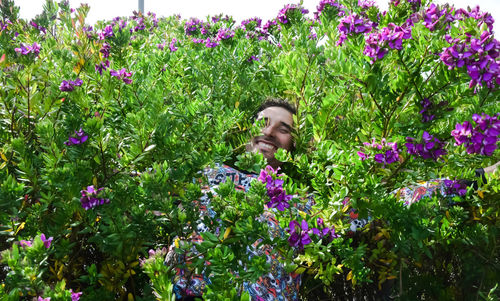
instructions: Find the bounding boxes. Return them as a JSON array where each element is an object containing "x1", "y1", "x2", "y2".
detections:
[{"x1": 279, "y1": 134, "x2": 293, "y2": 150}]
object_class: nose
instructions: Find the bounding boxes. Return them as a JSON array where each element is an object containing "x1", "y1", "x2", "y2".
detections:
[{"x1": 262, "y1": 124, "x2": 274, "y2": 136}]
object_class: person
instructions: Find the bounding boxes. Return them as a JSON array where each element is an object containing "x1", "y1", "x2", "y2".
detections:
[
  {"x1": 247, "y1": 100, "x2": 295, "y2": 169},
  {"x1": 165, "y1": 98, "x2": 302, "y2": 300},
  {"x1": 346, "y1": 161, "x2": 500, "y2": 232}
]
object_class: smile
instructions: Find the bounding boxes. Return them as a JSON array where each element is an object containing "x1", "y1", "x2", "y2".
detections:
[{"x1": 258, "y1": 141, "x2": 277, "y2": 151}]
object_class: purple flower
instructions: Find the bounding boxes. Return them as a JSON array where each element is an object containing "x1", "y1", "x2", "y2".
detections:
[
  {"x1": 204, "y1": 38, "x2": 219, "y2": 48},
  {"x1": 216, "y1": 28, "x2": 235, "y2": 41},
  {"x1": 247, "y1": 55, "x2": 259, "y2": 62},
  {"x1": 374, "y1": 149, "x2": 400, "y2": 166},
  {"x1": 308, "y1": 26, "x2": 317, "y2": 40},
  {"x1": 0, "y1": 19, "x2": 12, "y2": 31},
  {"x1": 258, "y1": 165, "x2": 276, "y2": 183},
  {"x1": 99, "y1": 42, "x2": 111, "y2": 58},
  {"x1": 38, "y1": 297, "x2": 50, "y2": 301},
  {"x1": 357, "y1": 151, "x2": 368, "y2": 161},
  {"x1": 358, "y1": 0, "x2": 375, "y2": 9},
  {"x1": 418, "y1": 97, "x2": 449, "y2": 123},
  {"x1": 169, "y1": 38, "x2": 178, "y2": 52},
  {"x1": 443, "y1": 179, "x2": 467, "y2": 196},
  {"x1": 40, "y1": 233, "x2": 53, "y2": 248},
  {"x1": 98, "y1": 25, "x2": 114, "y2": 40},
  {"x1": 83, "y1": 26, "x2": 93, "y2": 38},
  {"x1": 423, "y1": 4, "x2": 453, "y2": 31},
  {"x1": 406, "y1": 132, "x2": 447, "y2": 161},
  {"x1": 80, "y1": 185, "x2": 110, "y2": 210},
  {"x1": 59, "y1": 80, "x2": 73, "y2": 92},
  {"x1": 14, "y1": 42, "x2": 40, "y2": 56},
  {"x1": 65, "y1": 128, "x2": 88, "y2": 146},
  {"x1": 95, "y1": 60, "x2": 110, "y2": 75},
  {"x1": 439, "y1": 29, "x2": 500, "y2": 90},
  {"x1": 30, "y1": 21, "x2": 47, "y2": 34},
  {"x1": 19, "y1": 240, "x2": 32, "y2": 248},
  {"x1": 337, "y1": 13, "x2": 374, "y2": 46},
  {"x1": 70, "y1": 290, "x2": 83, "y2": 301},
  {"x1": 184, "y1": 18, "x2": 203, "y2": 36},
  {"x1": 258, "y1": 166, "x2": 291, "y2": 211},
  {"x1": 311, "y1": 218, "x2": 339, "y2": 241},
  {"x1": 314, "y1": 0, "x2": 345, "y2": 20},
  {"x1": 452, "y1": 113, "x2": 500, "y2": 156},
  {"x1": 276, "y1": 4, "x2": 309, "y2": 25},
  {"x1": 110, "y1": 68, "x2": 133, "y2": 84},
  {"x1": 363, "y1": 22, "x2": 412, "y2": 62},
  {"x1": 59, "y1": 78, "x2": 83, "y2": 92},
  {"x1": 360, "y1": 139, "x2": 400, "y2": 166},
  {"x1": 287, "y1": 220, "x2": 312, "y2": 250},
  {"x1": 241, "y1": 17, "x2": 262, "y2": 31}
]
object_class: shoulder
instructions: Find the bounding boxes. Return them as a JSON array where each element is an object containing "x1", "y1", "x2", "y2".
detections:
[{"x1": 203, "y1": 163, "x2": 257, "y2": 191}]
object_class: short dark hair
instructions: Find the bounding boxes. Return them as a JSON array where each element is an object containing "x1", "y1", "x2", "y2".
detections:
[{"x1": 254, "y1": 98, "x2": 296, "y2": 119}]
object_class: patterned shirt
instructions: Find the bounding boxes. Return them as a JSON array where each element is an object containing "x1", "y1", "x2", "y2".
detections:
[{"x1": 165, "y1": 163, "x2": 301, "y2": 300}]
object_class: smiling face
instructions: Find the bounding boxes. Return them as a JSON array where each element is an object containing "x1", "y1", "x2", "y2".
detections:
[{"x1": 249, "y1": 106, "x2": 294, "y2": 168}]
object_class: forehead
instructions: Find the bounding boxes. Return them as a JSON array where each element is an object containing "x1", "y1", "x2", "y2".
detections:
[{"x1": 257, "y1": 106, "x2": 294, "y2": 126}]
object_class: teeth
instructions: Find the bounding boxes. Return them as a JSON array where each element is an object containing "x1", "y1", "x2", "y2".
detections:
[{"x1": 259, "y1": 142, "x2": 275, "y2": 150}]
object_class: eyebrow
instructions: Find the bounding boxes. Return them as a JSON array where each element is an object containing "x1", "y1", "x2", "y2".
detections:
[
  {"x1": 257, "y1": 117, "x2": 293, "y2": 131},
  {"x1": 280, "y1": 121, "x2": 293, "y2": 132}
]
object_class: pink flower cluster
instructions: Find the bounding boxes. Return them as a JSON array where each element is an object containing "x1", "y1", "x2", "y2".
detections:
[
  {"x1": 139, "y1": 247, "x2": 168, "y2": 267},
  {"x1": 216, "y1": 28, "x2": 235, "y2": 41},
  {"x1": 451, "y1": 113, "x2": 500, "y2": 156}
]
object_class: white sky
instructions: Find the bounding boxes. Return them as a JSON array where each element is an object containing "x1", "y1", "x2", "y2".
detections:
[{"x1": 14, "y1": 0, "x2": 500, "y2": 33}]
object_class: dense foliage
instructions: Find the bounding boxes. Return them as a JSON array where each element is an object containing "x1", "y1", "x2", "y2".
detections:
[{"x1": 1, "y1": 0, "x2": 499, "y2": 300}]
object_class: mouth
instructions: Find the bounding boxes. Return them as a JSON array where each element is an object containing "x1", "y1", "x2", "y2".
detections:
[{"x1": 255, "y1": 139, "x2": 278, "y2": 152}]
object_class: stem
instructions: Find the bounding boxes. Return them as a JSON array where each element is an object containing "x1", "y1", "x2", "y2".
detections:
[
  {"x1": 299, "y1": 54, "x2": 313, "y2": 106},
  {"x1": 26, "y1": 74, "x2": 31, "y2": 138},
  {"x1": 99, "y1": 140, "x2": 108, "y2": 180},
  {"x1": 479, "y1": 89, "x2": 491, "y2": 108},
  {"x1": 101, "y1": 130, "x2": 155, "y2": 186},
  {"x1": 399, "y1": 52, "x2": 424, "y2": 102},
  {"x1": 321, "y1": 88, "x2": 350, "y2": 138},
  {"x1": 399, "y1": 260, "x2": 403, "y2": 298},
  {"x1": 385, "y1": 156, "x2": 410, "y2": 185},
  {"x1": 427, "y1": 81, "x2": 451, "y2": 99},
  {"x1": 382, "y1": 84, "x2": 411, "y2": 137},
  {"x1": 116, "y1": 85, "x2": 126, "y2": 117}
]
